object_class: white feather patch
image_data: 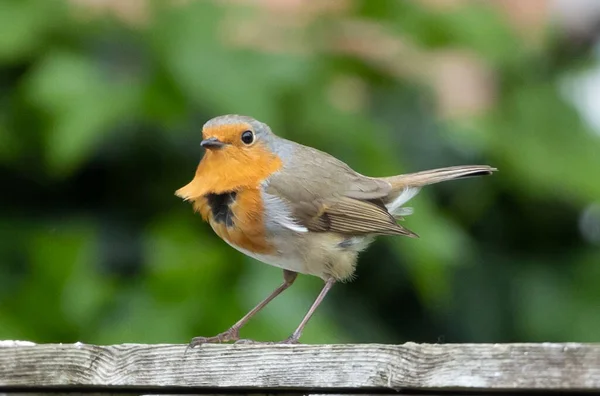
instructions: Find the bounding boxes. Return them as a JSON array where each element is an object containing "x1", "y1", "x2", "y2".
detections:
[
  {"x1": 261, "y1": 191, "x2": 309, "y2": 233},
  {"x1": 393, "y1": 207, "x2": 414, "y2": 216},
  {"x1": 386, "y1": 187, "x2": 420, "y2": 215},
  {"x1": 279, "y1": 219, "x2": 309, "y2": 233}
]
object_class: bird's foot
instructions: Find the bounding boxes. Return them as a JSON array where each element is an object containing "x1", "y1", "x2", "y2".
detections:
[
  {"x1": 188, "y1": 327, "x2": 240, "y2": 347},
  {"x1": 189, "y1": 329, "x2": 302, "y2": 347},
  {"x1": 233, "y1": 333, "x2": 301, "y2": 345},
  {"x1": 280, "y1": 333, "x2": 301, "y2": 344}
]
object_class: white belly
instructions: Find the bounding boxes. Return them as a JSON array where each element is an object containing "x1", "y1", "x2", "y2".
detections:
[{"x1": 221, "y1": 238, "x2": 310, "y2": 275}]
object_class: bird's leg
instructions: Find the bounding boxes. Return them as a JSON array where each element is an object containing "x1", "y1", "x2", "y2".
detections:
[
  {"x1": 281, "y1": 277, "x2": 336, "y2": 344},
  {"x1": 189, "y1": 270, "x2": 298, "y2": 347}
]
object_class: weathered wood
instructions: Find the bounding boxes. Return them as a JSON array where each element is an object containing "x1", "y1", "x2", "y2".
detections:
[{"x1": 0, "y1": 341, "x2": 599, "y2": 394}]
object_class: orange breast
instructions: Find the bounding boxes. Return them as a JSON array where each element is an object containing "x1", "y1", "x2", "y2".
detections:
[
  {"x1": 193, "y1": 188, "x2": 273, "y2": 254},
  {"x1": 176, "y1": 140, "x2": 283, "y2": 255}
]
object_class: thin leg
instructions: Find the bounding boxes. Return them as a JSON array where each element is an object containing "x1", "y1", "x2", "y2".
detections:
[
  {"x1": 189, "y1": 270, "x2": 298, "y2": 347},
  {"x1": 283, "y1": 277, "x2": 336, "y2": 344}
]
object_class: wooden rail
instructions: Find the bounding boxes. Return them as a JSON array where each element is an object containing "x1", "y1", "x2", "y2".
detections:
[{"x1": 1, "y1": 341, "x2": 599, "y2": 395}]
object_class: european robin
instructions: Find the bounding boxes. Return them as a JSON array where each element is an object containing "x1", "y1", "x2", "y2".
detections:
[{"x1": 176, "y1": 114, "x2": 496, "y2": 345}]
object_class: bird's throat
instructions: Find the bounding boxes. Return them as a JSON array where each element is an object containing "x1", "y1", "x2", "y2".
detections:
[{"x1": 175, "y1": 144, "x2": 282, "y2": 200}]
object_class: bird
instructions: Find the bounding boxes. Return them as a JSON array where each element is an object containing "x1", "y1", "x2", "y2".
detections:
[{"x1": 176, "y1": 114, "x2": 496, "y2": 345}]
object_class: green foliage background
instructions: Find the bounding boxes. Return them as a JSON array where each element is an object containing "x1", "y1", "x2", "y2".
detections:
[{"x1": 1, "y1": 0, "x2": 599, "y2": 345}]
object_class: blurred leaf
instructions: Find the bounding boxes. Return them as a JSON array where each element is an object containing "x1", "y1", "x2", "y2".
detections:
[
  {"x1": 151, "y1": 2, "x2": 315, "y2": 123},
  {"x1": 513, "y1": 257, "x2": 600, "y2": 342},
  {"x1": 61, "y1": 252, "x2": 115, "y2": 336},
  {"x1": 375, "y1": 0, "x2": 522, "y2": 66},
  {"x1": 0, "y1": 117, "x2": 18, "y2": 162},
  {"x1": 0, "y1": 0, "x2": 66, "y2": 63},
  {"x1": 11, "y1": 219, "x2": 98, "y2": 341},
  {"x1": 441, "y1": 5, "x2": 523, "y2": 66},
  {"x1": 135, "y1": 213, "x2": 238, "y2": 342},
  {"x1": 25, "y1": 50, "x2": 143, "y2": 176},
  {"x1": 151, "y1": 2, "x2": 270, "y2": 118},
  {"x1": 489, "y1": 82, "x2": 600, "y2": 202},
  {"x1": 390, "y1": 192, "x2": 478, "y2": 307}
]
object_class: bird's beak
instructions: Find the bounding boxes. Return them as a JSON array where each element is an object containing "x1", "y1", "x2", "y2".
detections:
[{"x1": 200, "y1": 137, "x2": 225, "y2": 149}]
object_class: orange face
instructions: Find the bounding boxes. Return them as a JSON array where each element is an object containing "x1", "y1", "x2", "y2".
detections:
[
  {"x1": 175, "y1": 122, "x2": 282, "y2": 200},
  {"x1": 202, "y1": 122, "x2": 252, "y2": 147}
]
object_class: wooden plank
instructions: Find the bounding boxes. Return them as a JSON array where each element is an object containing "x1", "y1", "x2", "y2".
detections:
[{"x1": 0, "y1": 341, "x2": 599, "y2": 393}]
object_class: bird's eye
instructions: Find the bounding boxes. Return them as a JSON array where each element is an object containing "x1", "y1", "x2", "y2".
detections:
[{"x1": 241, "y1": 130, "x2": 254, "y2": 145}]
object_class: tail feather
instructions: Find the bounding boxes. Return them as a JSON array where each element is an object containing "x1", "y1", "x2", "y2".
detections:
[
  {"x1": 380, "y1": 165, "x2": 496, "y2": 216},
  {"x1": 381, "y1": 165, "x2": 496, "y2": 189}
]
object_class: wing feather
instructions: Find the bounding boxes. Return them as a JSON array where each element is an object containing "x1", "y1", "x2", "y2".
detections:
[
  {"x1": 265, "y1": 178, "x2": 417, "y2": 237},
  {"x1": 263, "y1": 142, "x2": 418, "y2": 237}
]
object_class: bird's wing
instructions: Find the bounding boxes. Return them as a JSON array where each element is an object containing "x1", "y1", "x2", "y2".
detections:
[
  {"x1": 286, "y1": 194, "x2": 417, "y2": 237},
  {"x1": 264, "y1": 145, "x2": 416, "y2": 237}
]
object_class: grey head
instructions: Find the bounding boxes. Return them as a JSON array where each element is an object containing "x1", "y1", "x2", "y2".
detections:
[{"x1": 200, "y1": 114, "x2": 292, "y2": 157}]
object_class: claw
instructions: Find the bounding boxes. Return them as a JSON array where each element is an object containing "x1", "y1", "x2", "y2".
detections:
[
  {"x1": 188, "y1": 328, "x2": 302, "y2": 348},
  {"x1": 281, "y1": 334, "x2": 300, "y2": 344},
  {"x1": 188, "y1": 327, "x2": 240, "y2": 347}
]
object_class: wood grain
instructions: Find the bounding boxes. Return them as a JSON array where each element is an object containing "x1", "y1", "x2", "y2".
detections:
[{"x1": 0, "y1": 341, "x2": 599, "y2": 393}]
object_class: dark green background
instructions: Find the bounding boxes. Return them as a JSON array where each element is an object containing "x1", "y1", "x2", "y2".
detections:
[{"x1": 1, "y1": 0, "x2": 599, "y2": 345}]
